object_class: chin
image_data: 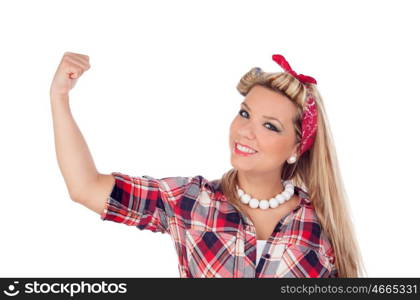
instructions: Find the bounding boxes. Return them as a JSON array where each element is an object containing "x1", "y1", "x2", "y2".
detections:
[{"x1": 231, "y1": 159, "x2": 255, "y2": 171}]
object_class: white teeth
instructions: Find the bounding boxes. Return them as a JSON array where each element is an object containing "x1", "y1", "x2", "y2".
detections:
[{"x1": 236, "y1": 143, "x2": 256, "y2": 153}]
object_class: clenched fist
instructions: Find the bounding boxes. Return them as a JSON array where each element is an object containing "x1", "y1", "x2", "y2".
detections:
[{"x1": 50, "y1": 52, "x2": 91, "y2": 96}]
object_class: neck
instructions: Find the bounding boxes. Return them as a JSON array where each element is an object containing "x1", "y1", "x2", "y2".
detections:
[{"x1": 236, "y1": 169, "x2": 285, "y2": 200}]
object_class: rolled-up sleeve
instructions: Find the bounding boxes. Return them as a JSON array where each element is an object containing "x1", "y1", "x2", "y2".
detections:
[{"x1": 100, "y1": 172, "x2": 191, "y2": 234}]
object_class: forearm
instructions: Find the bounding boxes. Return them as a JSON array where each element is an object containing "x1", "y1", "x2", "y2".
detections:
[{"x1": 50, "y1": 92, "x2": 99, "y2": 200}]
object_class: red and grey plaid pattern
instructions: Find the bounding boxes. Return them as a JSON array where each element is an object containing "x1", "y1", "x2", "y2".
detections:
[{"x1": 101, "y1": 172, "x2": 338, "y2": 278}]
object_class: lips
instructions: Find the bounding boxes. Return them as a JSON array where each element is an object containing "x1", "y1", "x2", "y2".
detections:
[
  {"x1": 235, "y1": 141, "x2": 258, "y2": 152},
  {"x1": 234, "y1": 142, "x2": 258, "y2": 157}
]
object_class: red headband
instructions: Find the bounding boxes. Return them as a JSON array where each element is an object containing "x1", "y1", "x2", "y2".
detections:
[{"x1": 272, "y1": 54, "x2": 318, "y2": 156}]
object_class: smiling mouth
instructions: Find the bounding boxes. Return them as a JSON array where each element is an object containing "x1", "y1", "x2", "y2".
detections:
[{"x1": 234, "y1": 142, "x2": 258, "y2": 156}]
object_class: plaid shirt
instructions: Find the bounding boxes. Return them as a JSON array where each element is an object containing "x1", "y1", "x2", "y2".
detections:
[{"x1": 101, "y1": 172, "x2": 338, "y2": 278}]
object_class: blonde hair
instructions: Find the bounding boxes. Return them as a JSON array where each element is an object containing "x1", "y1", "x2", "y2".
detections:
[{"x1": 220, "y1": 67, "x2": 366, "y2": 277}]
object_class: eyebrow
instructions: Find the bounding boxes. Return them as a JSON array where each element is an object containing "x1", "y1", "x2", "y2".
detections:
[{"x1": 241, "y1": 102, "x2": 285, "y2": 130}]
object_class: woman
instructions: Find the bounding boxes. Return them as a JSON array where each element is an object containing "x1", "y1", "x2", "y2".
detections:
[{"x1": 50, "y1": 52, "x2": 365, "y2": 278}]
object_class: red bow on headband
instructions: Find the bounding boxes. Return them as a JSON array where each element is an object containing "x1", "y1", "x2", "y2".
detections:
[{"x1": 272, "y1": 54, "x2": 317, "y2": 85}]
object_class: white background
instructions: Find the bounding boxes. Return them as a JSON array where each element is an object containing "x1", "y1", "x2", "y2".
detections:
[{"x1": 1, "y1": 0, "x2": 419, "y2": 277}]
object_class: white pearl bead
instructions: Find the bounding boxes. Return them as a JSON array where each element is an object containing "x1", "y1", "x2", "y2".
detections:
[
  {"x1": 249, "y1": 198, "x2": 259, "y2": 208},
  {"x1": 283, "y1": 190, "x2": 292, "y2": 198},
  {"x1": 259, "y1": 200, "x2": 269, "y2": 209},
  {"x1": 240, "y1": 194, "x2": 251, "y2": 204},
  {"x1": 275, "y1": 193, "x2": 285, "y2": 201},
  {"x1": 275, "y1": 194, "x2": 286, "y2": 204},
  {"x1": 269, "y1": 198, "x2": 279, "y2": 208},
  {"x1": 286, "y1": 186, "x2": 294, "y2": 194},
  {"x1": 237, "y1": 188, "x2": 244, "y2": 197}
]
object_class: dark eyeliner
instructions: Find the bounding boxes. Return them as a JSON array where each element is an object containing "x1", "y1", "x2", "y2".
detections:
[{"x1": 238, "y1": 109, "x2": 280, "y2": 132}]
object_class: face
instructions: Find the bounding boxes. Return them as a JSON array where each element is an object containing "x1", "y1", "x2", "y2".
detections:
[{"x1": 229, "y1": 84, "x2": 299, "y2": 176}]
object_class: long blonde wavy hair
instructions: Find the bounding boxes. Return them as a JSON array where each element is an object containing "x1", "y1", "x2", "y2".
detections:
[{"x1": 220, "y1": 66, "x2": 366, "y2": 278}]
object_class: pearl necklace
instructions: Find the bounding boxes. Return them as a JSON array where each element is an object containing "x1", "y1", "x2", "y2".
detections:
[{"x1": 236, "y1": 180, "x2": 295, "y2": 210}]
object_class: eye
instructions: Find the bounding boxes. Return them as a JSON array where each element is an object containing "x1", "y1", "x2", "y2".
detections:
[
  {"x1": 238, "y1": 109, "x2": 280, "y2": 132},
  {"x1": 264, "y1": 122, "x2": 279, "y2": 132},
  {"x1": 238, "y1": 109, "x2": 248, "y2": 118}
]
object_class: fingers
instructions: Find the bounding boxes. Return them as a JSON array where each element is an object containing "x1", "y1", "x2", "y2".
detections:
[
  {"x1": 62, "y1": 52, "x2": 91, "y2": 79},
  {"x1": 64, "y1": 51, "x2": 90, "y2": 63},
  {"x1": 64, "y1": 57, "x2": 87, "y2": 78}
]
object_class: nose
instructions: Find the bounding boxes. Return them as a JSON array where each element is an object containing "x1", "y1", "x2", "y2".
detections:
[{"x1": 237, "y1": 122, "x2": 256, "y2": 140}]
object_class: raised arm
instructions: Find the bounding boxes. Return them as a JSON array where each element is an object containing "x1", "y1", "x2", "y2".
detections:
[{"x1": 50, "y1": 51, "x2": 112, "y2": 214}]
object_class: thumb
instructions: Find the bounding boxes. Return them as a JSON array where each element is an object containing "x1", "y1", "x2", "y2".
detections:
[{"x1": 70, "y1": 72, "x2": 79, "y2": 79}]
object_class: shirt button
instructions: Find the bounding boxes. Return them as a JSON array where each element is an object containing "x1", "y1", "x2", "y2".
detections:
[{"x1": 264, "y1": 254, "x2": 271, "y2": 259}]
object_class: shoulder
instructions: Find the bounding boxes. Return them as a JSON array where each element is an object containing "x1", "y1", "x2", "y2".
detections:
[{"x1": 153, "y1": 174, "x2": 216, "y2": 210}]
